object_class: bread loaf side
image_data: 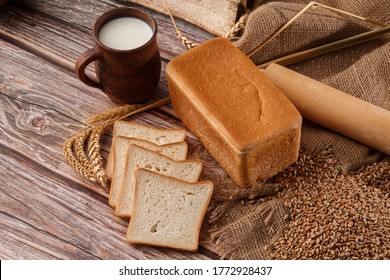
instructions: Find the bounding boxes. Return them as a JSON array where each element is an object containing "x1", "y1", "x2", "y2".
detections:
[{"x1": 166, "y1": 38, "x2": 302, "y2": 187}]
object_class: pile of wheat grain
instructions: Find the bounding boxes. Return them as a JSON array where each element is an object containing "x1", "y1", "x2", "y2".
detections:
[{"x1": 267, "y1": 149, "x2": 390, "y2": 260}]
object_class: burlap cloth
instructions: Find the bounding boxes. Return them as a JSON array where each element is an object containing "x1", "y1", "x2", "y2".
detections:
[{"x1": 207, "y1": 0, "x2": 390, "y2": 259}]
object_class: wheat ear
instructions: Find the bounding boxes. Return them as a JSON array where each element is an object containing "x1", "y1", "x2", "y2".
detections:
[
  {"x1": 64, "y1": 137, "x2": 86, "y2": 177},
  {"x1": 224, "y1": 12, "x2": 249, "y2": 39},
  {"x1": 64, "y1": 135, "x2": 96, "y2": 183},
  {"x1": 163, "y1": 0, "x2": 197, "y2": 50},
  {"x1": 63, "y1": 125, "x2": 108, "y2": 188},
  {"x1": 64, "y1": 98, "x2": 171, "y2": 187},
  {"x1": 74, "y1": 128, "x2": 92, "y2": 169},
  {"x1": 86, "y1": 123, "x2": 109, "y2": 187},
  {"x1": 176, "y1": 30, "x2": 198, "y2": 50}
]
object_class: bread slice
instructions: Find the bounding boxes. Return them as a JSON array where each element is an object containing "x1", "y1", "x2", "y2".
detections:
[
  {"x1": 115, "y1": 145, "x2": 203, "y2": 218},
  {"x1": 108, "y1": 137, "x2": 188, "y2": 208},
  {"x1": 106, "y1": 120, "x2": 186, "y2": 179},
  {"x1": 126, "y1": 169, "x2": 213, "y2": 252}
]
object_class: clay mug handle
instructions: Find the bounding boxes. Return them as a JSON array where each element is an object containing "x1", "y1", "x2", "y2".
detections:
[{"x1": 75, "y1": 46, "x2": 103, "y2": 89}]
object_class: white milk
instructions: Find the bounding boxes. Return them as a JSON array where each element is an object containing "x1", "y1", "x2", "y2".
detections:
[{"x1": 98, "y1": 17, "x2": 153, "y2": 50}]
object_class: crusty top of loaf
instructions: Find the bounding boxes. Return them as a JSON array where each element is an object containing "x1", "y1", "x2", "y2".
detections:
[{"x1": 166, "y1": 37, "x2": 301, "y2": 151}]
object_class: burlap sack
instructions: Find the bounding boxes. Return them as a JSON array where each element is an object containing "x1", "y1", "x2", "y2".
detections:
[
  {"x1": 209, "y1": 0, "x2": 390, "y2": 259},
  {"x1": 237, "y1": 0, "x2": 390, "y2": 171}
]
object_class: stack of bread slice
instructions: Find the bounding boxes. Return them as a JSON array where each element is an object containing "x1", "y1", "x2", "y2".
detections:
[{"x1": 106, "y1": 120, "x2": 213, "y2": 252}]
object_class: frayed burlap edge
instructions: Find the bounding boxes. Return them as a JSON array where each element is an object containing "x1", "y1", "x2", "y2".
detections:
[{"x1": 208, "y1": 198, "x2": 290, "y2": 259}]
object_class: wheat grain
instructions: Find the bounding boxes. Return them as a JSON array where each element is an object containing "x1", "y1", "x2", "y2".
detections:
[{"x1": 267, "y1": 148, "x2": 390, "y2": 260}]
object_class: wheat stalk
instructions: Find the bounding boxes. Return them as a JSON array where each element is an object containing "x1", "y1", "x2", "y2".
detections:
[
  {"x1": 163, "y1": 0, "x2": 249, "y2": 49},
  {"x1": 85, "y1": 104, "x2": 143, "y2": 124},
  {"x1": 163, "y1": 0, "x2": 197, "y2": 49}
]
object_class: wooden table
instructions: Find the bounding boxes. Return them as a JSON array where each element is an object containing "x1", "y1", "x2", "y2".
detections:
[{"x1": 0, "y1": 0, "x2": 219, "y2": 259}]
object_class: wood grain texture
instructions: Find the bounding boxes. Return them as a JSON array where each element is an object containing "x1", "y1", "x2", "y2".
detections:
[
  {"x1": 0, "y1": 144, "x2": 213, "y2": 260},
  {"x1": 11, "y1": 0, "x2": 212, "y2": 55},
  {"x1": 0, "y1": 2, "x2": 210, "y2": 109},
  {"x1": 0, "y1": 0, "x2": 222, "y2": 259}
]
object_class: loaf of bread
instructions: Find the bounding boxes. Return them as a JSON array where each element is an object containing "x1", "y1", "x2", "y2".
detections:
[
  {"x1": 166, "y1": 38, "x2": 302, "y2": 187},
  {"x1": 126, "y1": 168, "x2": 213, "y2": 252},
  {"x1": 106, "y1": 120, "x2": 186, "y2": 179},
  {"x1": 108, "y1": 137, "x2": 188, "y2": 208},
  {"x1": 115, "y1": 145, "x2": 203, "y2": 218}
]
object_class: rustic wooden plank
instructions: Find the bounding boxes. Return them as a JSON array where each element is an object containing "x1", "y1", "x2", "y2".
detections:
[
  {"x1": 0, "y1": 37, "x2": 174, "y2": 126},
  {"x1": 0, "y1": 0, "x2": 223, "y2": 259},
  {"x1": 12, "y1": 0, "x2": 213, "y2": 40},
  {"x1": 0, "y1": 40, "x2": 186, "y2": 196},
  {"x1": 0, "y1": 3, "x2": 207, "y2": 115},
  {"x1": 0, "y1": 41, "x2": 109, "y2": 123},
  {"x1": 0, "y1": 87, "x2": 108, "y2": 198},
  {"x1": 0, "y1": 42, "x2": 219, "y2": 258},
  {"x1": 0, "y1": 86, "x2": 219, "y2": 256},
  {"x1": 0, "y1": 20, "x2": 208, "y2": 154},
  {"x1": 7, "y1": 0, "x2": 210, "y2": 62},
  {"x1": 0, "y1": 144, "x2": 213, "y2": 260}
]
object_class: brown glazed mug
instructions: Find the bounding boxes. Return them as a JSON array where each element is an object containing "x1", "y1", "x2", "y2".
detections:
[{"x1": 75, "y1": 7, "x2": 161, "y2": 104}]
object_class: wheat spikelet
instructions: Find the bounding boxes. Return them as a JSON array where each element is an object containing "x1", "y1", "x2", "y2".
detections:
[
  {"x1": 87, "y1": 124, "x2": 105, "y2": 166},
  {"x1": 63, "y1": 137, "x2": 93, "y2": 181},
  {"x1": 177, "y1": 30, "x2": 198, "y2": 49},
  {"x1": 87, "y1": 124, "x2": 109, "y2": 187},
  {"x1": 63, "y1": 138, "x2": 83, "y2": 173},
  {"x1": 163, "y1": 0, "x2": 197, "y2": 50},
  {"x1": 224, "y1": 12, "x2": 249, "y2": 39},
  {"x1": 74, "y1": 128, "x2": 92, "y2": 169},
  {"x1": 63, "y1": 126, "x2": 108, "y2": 188}
]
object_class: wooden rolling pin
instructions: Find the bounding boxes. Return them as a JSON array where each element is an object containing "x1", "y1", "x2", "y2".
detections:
[{"x1": 262, "y1": 63, "x2": 390, "y2": 155}]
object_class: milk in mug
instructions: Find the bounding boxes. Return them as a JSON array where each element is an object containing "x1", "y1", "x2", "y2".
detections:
[{"x1": 98, "y1": 17, "x2": 153, "y2": 50}]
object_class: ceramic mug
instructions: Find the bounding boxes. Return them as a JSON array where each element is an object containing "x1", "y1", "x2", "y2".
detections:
[{"x1": 75, "y1": 7, "x2": 161, "y2": 104}]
